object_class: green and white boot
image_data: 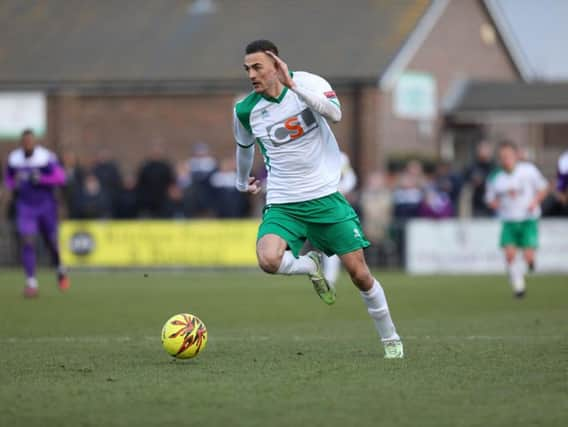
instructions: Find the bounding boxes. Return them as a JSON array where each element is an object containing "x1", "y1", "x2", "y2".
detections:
[
  {"x1": 307, "y1": 251, "x2": 336, "y2": 305},
  {"x1": 383, "y1": 339, "x2": 404, "y2": 359}
]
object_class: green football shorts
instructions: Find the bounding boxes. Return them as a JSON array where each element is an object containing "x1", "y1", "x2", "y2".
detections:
[
  {"x1": 257, "y1": 192, "x2": 370, "y2": 257},
  {"x1": 500, "y1": 219, "x2": 539, "y2": 248}
]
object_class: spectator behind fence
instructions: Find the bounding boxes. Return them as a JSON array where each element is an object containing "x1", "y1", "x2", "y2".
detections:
[
  {"x1": 418, "y1": 162, "x2": 455, "y2": 219},
  {"x1": 391, "y1": 160, "x2": 424, "y2": 265},
  {"x1": 61, "y1": 151, "x2": 85, "y2": 218},
  {"x1": 72, "y1": 173, "x2": 112, "y2": 219},
  {"x1": 392, "y1": 160, "x2": 423, "y2": 219},
  {"x1": 210, "y1": 157, "x2": 249, "y2": 218},
  {"x1": 175, "y1": 159, "x2": 191, "y2": 190},
  {"x1": 360, "y1": 170, "x2": 392, "y2": 243},
  {"x1": 418, "y1": 186, "x2": 454, "y2": 219},
  {"x1": 136, "y1": 144, "x2": 175, "y2": 218},
  {"x1": 163, "y1": 183, "x2": 186, "y2": 219},
  {"x1": 115, "y1": 172, "x2": 139, "y2": 219},
  {"x1": 185, "y1": 142, "x2": 218, "y2": 217},
  {"x1": 93, "y1": 149, "x2": 123, "y2": 217},
  {"x1": 433, "y1": 161, "x2": 461, "y2": 209},
  {"x1": 464, "y1": 141, "x2": 495, "y2": 217}
]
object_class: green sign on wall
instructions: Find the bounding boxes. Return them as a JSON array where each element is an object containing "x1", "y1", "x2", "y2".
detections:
[{"x1": 393, "y1": 71, "x2": 437, "y2": 120}]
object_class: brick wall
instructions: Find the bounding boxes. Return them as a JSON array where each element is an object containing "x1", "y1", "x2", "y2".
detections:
[{"x1": 0, "y1": 87, "x2": 365, "y2": 178}]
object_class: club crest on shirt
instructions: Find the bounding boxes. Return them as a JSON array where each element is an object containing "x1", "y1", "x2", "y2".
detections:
[
  {"x1": 353, "y1": 228, "x2": 361, "y2": 239},
  {"x1": 266, "y1": 108, "x2": 319, "y2": 146},
  {"x1": 504, "y1": 186, "x2": 524, "y2": 199}
]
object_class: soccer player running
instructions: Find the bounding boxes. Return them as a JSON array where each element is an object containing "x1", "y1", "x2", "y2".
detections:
[
  {"x1": 4, "y1": 129, "x2": 69, "y2": 297},
  {"x1": 485, "y1": 141, "x2": 548, "y2": 298},
  {"x1": 233, "y1": 40, "x2": 403, "y2": 358}
]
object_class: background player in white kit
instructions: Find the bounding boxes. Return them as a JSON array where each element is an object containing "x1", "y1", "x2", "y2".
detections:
[
  {"x1": 321, "y1": 151, "x2": 357, "y2": 286},
  {"x1": 233, "y1": 40, "x2": 403, "y2": 358},
  {"x1": 485, "y1": 141, "x2": 549, "y2": 298}
]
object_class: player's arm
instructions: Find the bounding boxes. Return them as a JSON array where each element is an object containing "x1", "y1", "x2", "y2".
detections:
[
  {"x1": 233, "y1": 111, "x2": 261, "y2": 195},
  {"x1": 4, "y1": 163, "x2": 16, "y2": 190},
  {"x1": 291, "y1": 81, "x2": 341, "y2": 123},
  {"x1": 484, "y1": 177, "x2": 499, "y2": 211},
  {"x1": 37, "y1": 156, "x2": 66, "y2": 186},
  {"x1": 528, "y1": 166, "x2": 549, "y2": 211},
  {"x1": 266, "y1": 52, "x2": 342, "y2": 123},
  {"x1": 529, "y1": 187, "x2": 548, "y2": 211}
]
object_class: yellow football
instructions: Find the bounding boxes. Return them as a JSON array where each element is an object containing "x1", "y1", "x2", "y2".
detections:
[{"x1": 161, "y1": 313, "x2": 208, "y2": 359}]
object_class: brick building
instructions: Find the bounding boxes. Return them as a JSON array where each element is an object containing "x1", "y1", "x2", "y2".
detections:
[{"x1": 0, "y1": 0, "x2": 565, "y2": 182}]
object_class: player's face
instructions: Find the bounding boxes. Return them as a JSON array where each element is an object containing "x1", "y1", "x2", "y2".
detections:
[
  {"x1": 21, "y1": 134, "x2": 36, "y2": 155},
  {"x1": 499, "y1": 146, "x2": 517, "y2": 172},
  {"x1": 243, "y1": 52, "x2": 278, "y2": 93}
]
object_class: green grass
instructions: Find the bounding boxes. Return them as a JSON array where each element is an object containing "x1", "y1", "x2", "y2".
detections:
[{"x1": 0, "y1": 269, "x2": 567, "y2": 427}]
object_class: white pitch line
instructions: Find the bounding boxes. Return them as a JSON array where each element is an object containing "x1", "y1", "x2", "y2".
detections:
[{"x1": 0, "y1": 335, "x2": 565, "y2": 344}]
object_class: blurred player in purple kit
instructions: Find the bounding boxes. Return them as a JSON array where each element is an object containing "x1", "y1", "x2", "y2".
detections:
[
  {"x1": 4, "y1": 129, "x2": 69, "y2": 297},
  {"x1": 556, "y1": 150, "x2": 568, "y2": 207}
]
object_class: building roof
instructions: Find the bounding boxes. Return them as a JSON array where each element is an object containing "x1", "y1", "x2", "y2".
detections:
[
  {"x1": 444, "y1": 80, "x2": 568, "y2": 123},
  {"x1": 0, "y1": 0, "x2": 431, "y2": 90},
  {"x1": 484, "y1": 0, "x2": 568, "y2": 82}
]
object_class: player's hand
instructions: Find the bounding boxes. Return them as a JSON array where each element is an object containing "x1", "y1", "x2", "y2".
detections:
[
  {"x1": 265, "y1": 51, "x2": 295, "y2": 89},
  {"x1": 244, "y1": 176, "x2": 262, "y2": 195},
  {"x1": 527, "y1": 199, "x2": 539, "y2": 212}
]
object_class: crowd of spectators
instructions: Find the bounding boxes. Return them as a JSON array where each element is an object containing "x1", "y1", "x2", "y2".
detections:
[
  {"x1": 61, "y1": 143, "x2": 250, "y2": 220},
  {"x1": 58, "y1": 140, "x2": 567, "y2": 224},
  {"x1": 359, "y1": 141, "x2": 565, "y2": 228}
]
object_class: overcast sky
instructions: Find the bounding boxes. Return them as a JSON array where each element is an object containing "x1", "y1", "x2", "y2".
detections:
[{"x1": 496, "y1": 0, "x2": 568, "y2": 80}]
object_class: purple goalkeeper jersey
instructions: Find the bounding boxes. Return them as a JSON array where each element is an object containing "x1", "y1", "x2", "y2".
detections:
[
  {"x1": 5, "y1": 146, "x2": 66, "y2": 208},
  {"x1": 557, "y1": 151, "x2": 568, "y2": 192}
]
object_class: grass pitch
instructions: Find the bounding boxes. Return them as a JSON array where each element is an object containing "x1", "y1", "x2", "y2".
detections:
[{"x1": 0, "y1": 269, "x2": 567, "y2": 427}]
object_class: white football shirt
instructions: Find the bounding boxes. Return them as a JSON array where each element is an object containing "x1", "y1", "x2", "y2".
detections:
[
  {"x1": 233, "y1": 71, "x2": 341, "y2": 204},
  {"x1": 485, "y1": 162, "x2": 548, "y2": 220}
]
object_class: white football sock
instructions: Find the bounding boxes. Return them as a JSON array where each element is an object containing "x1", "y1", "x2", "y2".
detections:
[
  {"x1": 507, "y1": 258, "x2": 526, "y2": 293},
  {"x1": 26, "y1": 277, "x2": 38, "y2": 288},
  {"x1": 277, "y1": 251, "x2": 317, "y2": 275},
  {"x1": 360, "y1": 279, "x2": 400, "y2": 342},
  {"x1": 322, "y1": 254, "x2": 341, "y2": 285}
]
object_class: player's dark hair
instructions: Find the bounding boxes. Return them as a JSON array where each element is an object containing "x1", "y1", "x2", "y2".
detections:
[
  {"x1": 21, "y1": 128, "x2": 34, "y2": 138},
  {"x1": 245, "y1": 39, "x2": 279, "y2": 56},
  {"x1": 498, "y1": 139, "x2": 518, "y2": 151}
]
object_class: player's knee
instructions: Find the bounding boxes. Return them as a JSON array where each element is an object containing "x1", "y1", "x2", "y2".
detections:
[
  {"x1": 348, "y1": 266, "x2": 373, "y2": 288},
  {"x1": 503, "y1": 248, "x2": 516, "y2": 264},
  {"x1": 257, "y1": 252, "x2": 282, "y2": 274},
  {"x1": 21, "y1": 235, "x2": 36, "y2": 247}
]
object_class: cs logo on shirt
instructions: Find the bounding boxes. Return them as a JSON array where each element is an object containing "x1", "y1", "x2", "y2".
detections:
[{"x1": 266, "y1": 108, "x2": 319, "y2": 146}]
